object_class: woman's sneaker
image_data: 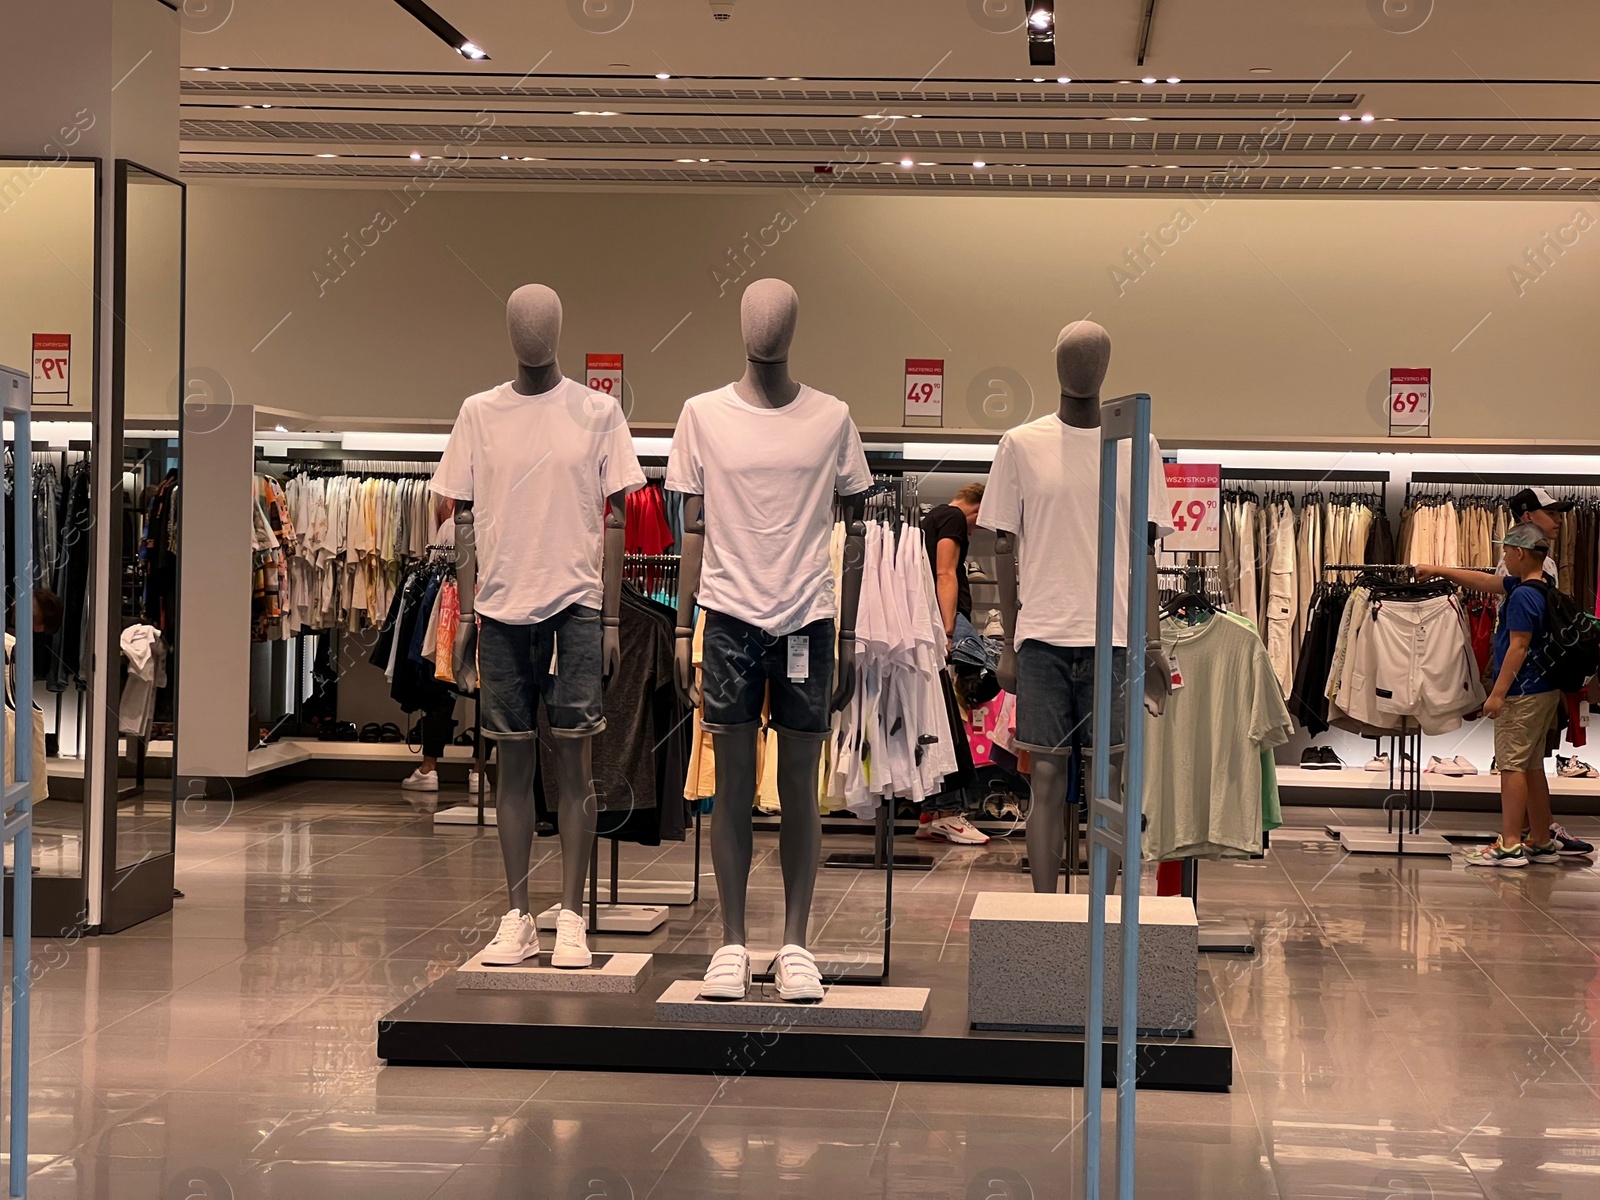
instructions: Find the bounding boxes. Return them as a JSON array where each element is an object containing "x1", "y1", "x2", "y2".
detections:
[{"x1": 1465, "y1": 840, "x2": 1528, "y2": 869}]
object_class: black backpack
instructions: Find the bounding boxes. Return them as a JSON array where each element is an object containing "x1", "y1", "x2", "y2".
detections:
[{"x1": 1518, "y1": 579, "x2": 1600, "y2": 693}]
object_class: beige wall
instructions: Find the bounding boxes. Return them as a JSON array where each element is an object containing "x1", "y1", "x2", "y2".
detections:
[{"x1": 187, "y1": 185, "x2": 1600, "y2": 438}]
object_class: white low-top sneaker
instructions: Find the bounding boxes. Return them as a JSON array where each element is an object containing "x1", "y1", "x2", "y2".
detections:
[
  {"x1": 481, "y1": 909, "x2": 539, "y2": 965},
  {"x1": 400, "y1": 768, "x2": 438, "y2": 792},
  {"x1": 701, "y1": 944, "x2": 751, "y2": 1000},
  {"x1": 774, "y1": 944, "x2": 825, "y2": 1003},
  {"x1": 551, "y1": 908, "x2": 593, "y2": 969}
]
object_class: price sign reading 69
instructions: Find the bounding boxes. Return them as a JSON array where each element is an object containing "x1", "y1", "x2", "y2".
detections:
[
  {"x1": 1163, "y1": 463, "x2": 1221, "y2": 553},
  {"x1": 1388, "y1": 366, "x2": 1431, "y2": 438}
]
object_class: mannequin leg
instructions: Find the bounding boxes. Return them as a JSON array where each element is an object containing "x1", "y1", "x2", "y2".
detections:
[
  {"x1": 495, "y1": 739, "x2": 540, "y2": 913},
  {"x1": 774, "y1": 733, "x2": 824, "y2": 947},
  {"x1": 552, "y1": 735, "x2": 598, "y2": 913},
  {"x1": 1027, "y1": 750, "x2": 1071, "y2": 893},
  {"x1": 709, "y1": 728, "x2": 760, "y2": 946}
]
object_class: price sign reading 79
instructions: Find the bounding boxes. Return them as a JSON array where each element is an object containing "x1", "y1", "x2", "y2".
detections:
[{"x1": 1163, "y1": 463, "x2": 1221, "y2": 552}]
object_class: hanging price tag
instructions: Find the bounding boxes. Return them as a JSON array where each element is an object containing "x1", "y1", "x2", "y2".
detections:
[
  {"x1": 1388, "y1": 367, "x2": 1431, "y2": 438},
  {"x1": 902, "y1": 358, "x2": 944, "y2": 427},
  {"x1": 32, "y1": 333, "x2": 70, "y2": 407},
  {"x1": 586, "y1": 353, "x2": 623, "y2": 400},
  {"x1": 787, "y1": 635, "x2": 809, "y2": 682},
  {"x1": 1163, "y1": 463, "x2": 1221, "y2": 552}
]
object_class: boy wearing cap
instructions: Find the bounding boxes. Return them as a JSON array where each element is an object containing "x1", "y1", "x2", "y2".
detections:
[{"x1": 1419, "y1": 523, "x2": 1563, "y2": 867}]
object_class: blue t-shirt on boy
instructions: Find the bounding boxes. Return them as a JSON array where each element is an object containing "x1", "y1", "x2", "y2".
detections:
[{"x1": 1493, "y1": 576, "x2": 1554, "y2": 696}]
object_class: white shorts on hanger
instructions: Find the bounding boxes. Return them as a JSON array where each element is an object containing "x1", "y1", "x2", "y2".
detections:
[{"x1": 1368, "y1": 594, "x2": 1484, "y2": 734}]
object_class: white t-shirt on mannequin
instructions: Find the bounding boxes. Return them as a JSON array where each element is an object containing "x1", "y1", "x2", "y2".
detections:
[
  {"x1": 978, "y1": 414, "x2": 1172, "y2": 648},
  {"x1": 432, "y1": 379, "x2": 645, "y2": 624},
  {"x1": 667, "y1": 384, "x2": 873, "y2": 635}
]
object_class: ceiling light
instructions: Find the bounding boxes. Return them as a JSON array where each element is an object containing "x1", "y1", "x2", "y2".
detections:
[
  {"x1": 500, "y1": 154, "x2": 510, "y2": 160},
  {"x1": 656, "y1": 72, "x2": 671, "y2": 80},
  {"x1": 192, "y1": 67, "x2": 209, "y2": 72},
  {"x1": 1515, "y1": 166, "x2": 1531, "y2": 171},
  {"x1": 410, "y1": 152, "x2": 422, "y2": 160},
  {"x1": 575, "y1": 110, "x2": 619, "y2": 116},
  {"x1": 676, "y1": 158, "x2": 695, "y2": 163},
  {"x1": 1163, "y1": 164, "x2": 1179, "y2": 168},
  {"x1": 1558, "y1": 166, "x2": 1574, "y2": 171},
  {"x1": 1026, "y1": 0, "x2": 1055, "y2": 66},
  {"x1": 918, "y1": 161, "x2": 934, "y2": 166},
  {"x1": 1032, "y1": 77, "x2": 1045, "y2": 83},
  {"x1": 1250, "y1": 67, "x2": 1272, "y2": 74},
  {"x1": 521, "y1": 156, "x2": 542, "y2": 161},
  {"x1": 1360, "y1": 114, "x2": 1375, "y2": 123},
  {"x1": 393, "y1": 1, "x2": 491, "y2": 61},
  {"x1": 699, "y1": 157, "x2": 710, "y2": 162},
  {"x1": 1141, "y1": 76, "x2": 1157, "y2": 85},
  {"x1": 1166, "y1": 77, "x2": 1181, "y2": 84},
  {"x1": 1338, "y1": 114, "x2": 1352, "y2": 122},
  {"x1": 316, "y1": 153, "x2": 338, "y2": 158},
  {"x1": 260, "y1": 104, "x2": 272, "y2": 109},
  {"x1": 1106, "y1": 116, "x2": 1149, "y2": 122},
  {"x1": 275, "y1": 424, "x2": 287, "y2": 432},
  {"x1": 1420, "y1": 166, "x2": 1439, "y2": 171},
  {"x1": 900, "y1": 158, "x2": 914, "y2": 168},
  {"x1": 973, "y1": 160, "x2": 987, "y2": 168},
  {"x1": 1057, "y1": 76, "x2": 1071, "y2": 84}
]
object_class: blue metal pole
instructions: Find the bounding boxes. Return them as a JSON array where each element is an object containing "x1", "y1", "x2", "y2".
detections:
[
  {"x1": 1116, "y1": 397, "x2": 1152, "y2": 1199},
  {"x1": 7, "y1": 400, "x2": 32, "y2": 1197},
  {"x1": 1084, "y1": 423, "x2": 1121, "y2": 1197}
]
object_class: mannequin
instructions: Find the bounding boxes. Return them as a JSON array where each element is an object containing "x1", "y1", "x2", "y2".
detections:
[
  {"x1": 434, "y1": 283, "x2": 642, "y2": 967},
  {"x1": 987, "y1": 320, "x2": 1169, "y2": 892},
  {"x1": 668, "y1": 278, "x2": 869, "y2": 1002}
]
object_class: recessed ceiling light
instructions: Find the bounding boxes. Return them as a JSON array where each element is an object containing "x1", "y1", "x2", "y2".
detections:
[
  {"x1": 656, "y1": 72, "x2": 671, "y2": 80},
  {"x1": 698, "y1": 157, "x2": 710, "y2": 163},
  {"x1": 1360, "y1": 114, "x2": 1375, "y2": 123},
  {"x1": 1166, "y1": 76, "x2": 1181, "y2": 84},
  {"x1": 1106, "y1": 116, "x2": 1149, "y2": 122},
  {"x1": 192, "y1": 67, "x2": 209, "y2": 72},
  {"x1": 1032, "y1": 77, "x2": 1045, "y2": 83},
  {"x1": 500, "y1": 154, "x2": 510, "y2": 160},
  {"x1": 1057, "y1": 76, "x2": 1071, "y2": 84},
  {"x1": 1515, "y1": 166, "x2": 1531, "y2": 171},
  {"x1": 918, "y1": 161, "x2": 934, "y2": 166},
  {"x1": 1420, "y1": 166, "x2": 1439, "y2": 170},
  {"x1": 677, "y1": 158, "x2": 695, "y2": 163},
  {"x1": 1558, "y1": 166, "x2": 1574, "y2": 171},
  {"x1": 1338, "y1": 114, "x2": 1352, "y2": 122},
  {"x1": 1249, "y1": 67, "x2": 1272, "y2": 74},
  {"x1": 1163, "y1": 164, "x2": 1179, "y2": 168},
  {"x1": 316, "y1": 153, "x2": 338, "y2": 158},
  {"x1": 1380, "y1": 117, "x2": 1398, "y2": 122},
  {"x1": 973, "y1": 160, "x2": 987, "y2": 168},
  {"x1": 574, "y1": 110, "x2": 619, "y2": 116},
  {"x1": 1141, "y1": 76, "x2": 1157, "y2": 85},
  {"x1": 900, "y1": 158, "x2": 914, "y2": 168},
  {"x1": 260, "y1": 104, "x2": 272, "y2": 109},
  {"x1": 521, "y1": 156, "x2": 542, "y2": 161}
]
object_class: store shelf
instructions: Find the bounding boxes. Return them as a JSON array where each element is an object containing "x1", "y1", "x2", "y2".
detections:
[
  {"x1": 1276, "y1": 764, "x2": 1600, "y2": 798},
  {"x1": 277, "y1": 738, "x2": 476, "y2": 765}
]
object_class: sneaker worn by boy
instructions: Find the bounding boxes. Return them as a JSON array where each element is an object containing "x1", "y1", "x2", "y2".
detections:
[
  {"x1": 1549, "y1": 822, "x2": 1597, "y2": 858},
  {"x1": 1523, "y1": 839, "x2": 1562, "y2": 865},
  {"x1": 551, "y1": 908, "x2": 594, "y2": 968},
  {"x1": 773, "y1": 944, "x2": 825, "y2": 1003},
  {"x1": 401, "y1": 768, "x2": 439, "y2": 792},
  {"x1": 917, "y1": 813, "x2": 991, "y2": 844},
  {"x1": 482, "y1": 909, "x2": 540, "y2": 964},
  {"x1": 701, "y1": 944, "x2": 751, "y2": 1000},
  {"x1": 1465, "y1": 840, "x2": 1528, "y2": 869}
]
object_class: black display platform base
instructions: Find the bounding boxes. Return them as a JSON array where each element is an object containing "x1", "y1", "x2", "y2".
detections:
[{"x1": 378, "y1": 954, "x2": 1232, "y2": 1091}]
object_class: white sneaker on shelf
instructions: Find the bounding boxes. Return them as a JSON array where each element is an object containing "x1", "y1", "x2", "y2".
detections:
[
  {"x1": 1424, "y1": 755, "x2": 1466, "y2": 777},
  {"x1": 400, "y1": 768, "x2": 438, "y2": 792},
  {"x1": 1557, "y1": 756, "x2": 1599, "y2": 779},
  {"x1": 773, "y1": 944, "x2": 825, "y2": 1003},
  {"x1": 701, "y1": 944, "x2": 751, "y2": 1000},
  {"x1": 481, "y1": 909, "x2": 539, "y2": 965},
  {"x1": 1449, "y1": 755, "x2": 1479, "y2": 776},
  {"x1": 1364, "y1": 753, "x2": 1391, "y2": 772},
  {"x1": 982, "y1": 609, "x2": 1005, "y2": 638},
  {"x1": 551, "y1": 908, "x2": 593, "y2": 969},
  {"x1": 467, "y1": 769, "x2": 491, "y2": 794},
  {"x1": 918, "y1": 814, "x2": 991, "y2": 845}
]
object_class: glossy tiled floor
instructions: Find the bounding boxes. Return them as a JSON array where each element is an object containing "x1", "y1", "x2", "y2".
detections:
[{"x1": 6, "y1": 779, "x2": 1600, "y2": 1197}]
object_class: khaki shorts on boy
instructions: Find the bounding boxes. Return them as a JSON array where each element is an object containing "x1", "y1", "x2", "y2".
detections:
[{"x1": 1494, "y1": 690, "x2": 1560, "y2": 773}]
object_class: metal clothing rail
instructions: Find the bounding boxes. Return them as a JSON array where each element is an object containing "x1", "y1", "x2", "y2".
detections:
[{"x1": 1, "y1": 365, "x2": 35, "y2": 1198}]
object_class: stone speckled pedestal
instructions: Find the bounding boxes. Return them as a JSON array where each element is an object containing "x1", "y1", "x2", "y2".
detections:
[
  {"x1": 968, "y1": 893, "x2": 1198, "y2": 1036},
  {"x1": 655, "y1": 980, "x2": 930, "y2": 1029},
  {"x1": 455, "y1": 949, "x2": 652, "y2": 994}
]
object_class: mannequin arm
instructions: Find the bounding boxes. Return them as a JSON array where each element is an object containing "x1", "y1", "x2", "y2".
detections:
[
  {"x1": 833, "y1": 492, "x2": 867, "y2": 711},
  {"x1": 993, "y1": 529, "x2": 1020, "y2": 694},
  {"x1": 452, "y1": 502, "x2": 479, "y2": 691},
  {"x1": 602, "y1": 490, "x2": 626, "y2": 687},
  {"x1": 673, "y1": 494, "x2": 705, "y2": 709},
  {"x1": 1143, "y1": 522, "x2": 1170, "y2": 717}
]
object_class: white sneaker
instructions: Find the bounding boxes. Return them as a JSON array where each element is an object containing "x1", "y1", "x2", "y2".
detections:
[
  {"x1": 467, "y1": 769, "x2": 491, "y2": 794},
  {"x1": 918, "y1": 814, "x2": 991, "y2": 845},
  {"x1": 774, "y1": 944, "x2": 825, "y2": 1003},
  {"x1": 701, "y1": 944, "x2": 751, "y2": 1000},
  {"x1": 1364, "y1": 754, "x2": 1391, "y2": 772},
  {"x1": 551, "y1": 908, "x2": 593, "y2": 969},
  {"x1": 400, "y1": 768, "x2": 438, "y2": 792},
  {"x1": 481, "y1": 909, "x2": 539, "y2": 965},
  {"x1": 1449, "y1": 755, "x2": 1479, "y2": 776},
  {"x1": 982, "y1": 609, "x2": 1005, "y2": 638},
  {"x1": 1424, "y1": 755, "x2": 1466, "y2": 776}
]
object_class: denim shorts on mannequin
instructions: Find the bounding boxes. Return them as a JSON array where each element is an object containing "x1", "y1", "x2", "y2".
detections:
[
  {"x1": 477, "y1": 606, "x2": 606, "y2": 739},
  {"x1": 1014, "y1": 641, "x2": 1127, "y2": 755},
  {"x1": 701, "y1": 611, "x2": 835, "y2": 740}
]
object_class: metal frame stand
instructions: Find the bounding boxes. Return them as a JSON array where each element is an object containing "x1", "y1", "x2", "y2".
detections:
[
  {"x1": 1084, "y1": 394, "x2": 1152, "y2": 1200},
  {"x1": 1327, "y1": 723, "x2": 1451, "y2": 856},
  {"x1": 2, "y1": 370, "x2": 35, "y2": 1197}
]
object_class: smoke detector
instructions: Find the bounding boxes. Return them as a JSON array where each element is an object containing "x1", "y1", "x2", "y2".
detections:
[{"x1": 709, "y1": 0, "x2": 735, "y2": 19}]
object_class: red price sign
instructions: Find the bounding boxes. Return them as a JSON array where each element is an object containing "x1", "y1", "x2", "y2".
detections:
[
  {"x1": 1163, "y1": 463, "x2": 1221, "y2": 552},
  {"x1": 903, "y1": 358, "x2": 944, "y2": 426},
  {"x1": 32, "y1": 333, "x2": 70, "y2": 407},
  {"x1": 585, "y1": 352, "x2": 623, "y2": 399},
  {"x1": 1388, "y1": 367, "x2": 1430, "y2": 438}
]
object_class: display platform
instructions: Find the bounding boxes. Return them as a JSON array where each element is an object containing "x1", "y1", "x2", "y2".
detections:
[
  {"x1": 456, "y1": 949, "x2": 652, "y2": 994},
  {"x1": 534, "y1": 902, "x2": 668, "y2": 933},
  {"x1": 655, "y1": 980, "x2": 929, "y2": 1030},
  {"x1": 377, "y1": 953, "x2": 1233, "y2": 1091}
]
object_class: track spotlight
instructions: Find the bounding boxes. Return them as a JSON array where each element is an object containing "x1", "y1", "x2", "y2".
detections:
[
  {"x1": 1026, "y1": 1, "x2": 1055, "y2": 67},
  {"x1": 392, "y1": 1, "x2": 490, "y2": 61}
]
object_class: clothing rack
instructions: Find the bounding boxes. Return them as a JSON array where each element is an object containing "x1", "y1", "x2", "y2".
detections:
[{"x1": 623, "y1": 552, "x2": 680, "y2": 609}]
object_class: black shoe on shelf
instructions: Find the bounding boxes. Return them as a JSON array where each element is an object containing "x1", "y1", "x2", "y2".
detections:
[
  {"x1": 1300, "y1": 746, "x2": 1330, "y2": 770},
  {"x1": 1319, "y1": 746, "x2": 1345, "y2": 770}
]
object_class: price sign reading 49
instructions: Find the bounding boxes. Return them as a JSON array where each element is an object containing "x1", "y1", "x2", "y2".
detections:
[
  {"x1": 1163, "y1": 463, "x2": 1221, "y2": 553},
  {"x1": 585, "y1": 353, "x2": 623, "y2": 399},
  {"x1": 1388, "y1": 367, "x2": 1431, "y2": 438},
  {"x1": 902, "y1": 358, "x2": 944, "y2": 427}
]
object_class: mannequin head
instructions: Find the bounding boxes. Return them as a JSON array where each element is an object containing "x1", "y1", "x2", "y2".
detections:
[
  {"x1": 740, "y1": 278, "x2": 799, "y2": 362},
  {"x1": 507, "y1": 284, "x2": 562, "y2": 368},
  {"x1": 1055, "y1": 320, "x2": 1111, "y2": 399}
]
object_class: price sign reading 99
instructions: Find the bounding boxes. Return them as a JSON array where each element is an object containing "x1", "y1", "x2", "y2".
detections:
[
  {"x1": 1162, "y1": 463, "x2": 1221, "y2": 552},
  {"x1": 585, "y1": 352, "x2": 623, "y2": 400}
]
